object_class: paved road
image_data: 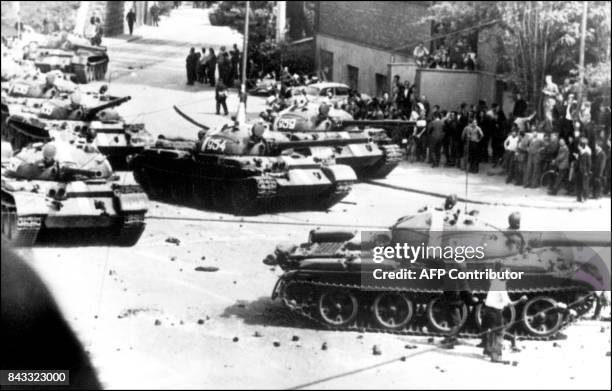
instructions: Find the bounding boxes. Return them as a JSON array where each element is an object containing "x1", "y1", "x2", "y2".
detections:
[{"x1": 13, "y1": 5, "x2": 612, "y2": 390}]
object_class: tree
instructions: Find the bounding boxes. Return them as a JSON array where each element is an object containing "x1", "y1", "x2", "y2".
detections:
[
  {"x1": 208, "y1": 1, "x2": 313, "y2": 76},
  {"x1": 425, "y1": 1, "x2": 611, "y2": 115}
]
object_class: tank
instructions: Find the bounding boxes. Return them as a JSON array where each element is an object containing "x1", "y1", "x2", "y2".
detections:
[
  {"x1": 265, "y1": 203, "x2": 610, "y2": 340},
  {"x1": 25, "y1": 34, "x2": 109, "y2": 83},
  {"x1": 1, "y1": 69, "x2": 77, "y2": 98},
  {"x1": 1, "y1": 71, "x2": 78, "y2": 132},
  {"x1": 129, "y1": 107, "x2": 359, "y2": 215},
  {"x1": 2, "y1": 95, "x2": 153, "y2": 169},
  {"x1": 1, "y1": 140, "x2": 148, "y2": 246},
  {"x1": 272, "y1": 102, "x2": 407, "y2": 178}
]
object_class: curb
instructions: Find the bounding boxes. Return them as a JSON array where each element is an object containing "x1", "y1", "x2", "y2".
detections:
[{"x1": 364, "y1": 180, "x2": 607, "y2": 211}]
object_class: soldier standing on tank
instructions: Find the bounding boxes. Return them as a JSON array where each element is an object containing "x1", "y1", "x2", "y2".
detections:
[{"x1": 575, "y1": 137, "x2": 592, "y2": 202}]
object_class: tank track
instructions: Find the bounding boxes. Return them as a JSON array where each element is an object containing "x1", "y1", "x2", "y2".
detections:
[
  {"x1": 115, "y1": 212, "x2": 146, "y2": 246},
  {"x1": 1, "y1": 198, "x2": 42, "y2": 246},
  {"x1": 361, "y1": 144, "x2": 403, "y2": 179},
  {"x1": 276, "y1": 279, "x2": 593, "y2": 341},
  {"x1": 315, "y1": 180, "x2": 352, "y2": 210}
]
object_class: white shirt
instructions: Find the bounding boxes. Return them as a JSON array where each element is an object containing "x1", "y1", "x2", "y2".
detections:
[
  {"x1": 504, "y1": 135, "x2": 518, "y2": 152},
  {"x1": 485, "y1": 279, "x2": 512, "y2": 310}
]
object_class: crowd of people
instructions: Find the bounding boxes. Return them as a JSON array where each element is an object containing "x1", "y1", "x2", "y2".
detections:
[
  {"x1": 264, "y1": 70, "x2": 611, "y2": 202},
  {"x1": 377, "y1": 74, "x2": 611, "y2": 202},
  {"x1": 413, "y1": 39, "x2": 478, "y2": 70},
  {"x1": 185, "y1": 44, "x2": 241, "y2": 88}
]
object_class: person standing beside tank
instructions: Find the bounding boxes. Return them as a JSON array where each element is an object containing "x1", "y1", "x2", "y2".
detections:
[
  {"x1": 440, "y1": 262, "x2": 478, "y2": 349},
  {"x1": 480, "y1": 262, "x2": 527, "y2": 363},
  {"x1": 215, "y1": 81, "x2": 228, "y2": 116}
]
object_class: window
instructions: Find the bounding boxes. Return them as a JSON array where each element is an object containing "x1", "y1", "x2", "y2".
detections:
[
  {"x1": 347, "y1": 65, "x2": 359, "y2": 91},
  {"x1": 375, "y1": 73, "x2": 388, "y2": 96},
  {"x1": 335, "y1": 86, "x2": 350, "y2": 96}
]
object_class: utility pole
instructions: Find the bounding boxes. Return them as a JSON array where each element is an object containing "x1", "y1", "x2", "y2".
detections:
[
  {"x1": 16, "y1": 1, "x2": 21, "y2": 40},
  {"x1": 577, "y1": 1, "x2": 588, "y2": 110},
  {"x1": 236, "y1": 0, "x2": 250, "y2": 123}
]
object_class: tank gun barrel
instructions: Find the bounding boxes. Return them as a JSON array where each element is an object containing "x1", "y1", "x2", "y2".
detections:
[
  {"x1": 71, "y1": 43, "x2": 108, "y2": 53},
  {"x1": 173, "y1": 105, "x2": 210, "y2": 130},
  {"x1": 335, "y1": 119, "x2": 416, "y2": 129},
  {"x1": 270, "y1": 137, "x2": 372, "y2": 151},
  {"x1": 59, "y1": 166, "x2": 103, "y2": 179},
  {"x1": 523, "y1": 231, "x2": 611, "y2": 248},
  {"x1": 83, "y1": 96, "x2": 131, "y2": 120}
]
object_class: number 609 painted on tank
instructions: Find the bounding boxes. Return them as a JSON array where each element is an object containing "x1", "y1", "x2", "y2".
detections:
[{"x1": 277, "y1": 118, "x2": 297, "y2": 129}]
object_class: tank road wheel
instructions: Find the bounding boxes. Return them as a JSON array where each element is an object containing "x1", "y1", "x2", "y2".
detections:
[
  {"x1": 521, "y1": 296, "x2": 564, "y2": 337},
  {"x1": 283, "y1": 282, "x2": 316, "y2": 310},
  {"x1": 372, "y1": 292, "x2": 414, "y2": 330},
  {"x1": 318, "y1": 288, "x2": 359, "y2": 326},
  {"x1": 426, "y1": 297, "x2": 468, "y2": 334},
  {"x1": 229, "y1": 181, "x2": 258, "y2": 215},
  {"x1": 474, "y1": 303, "x2": 516, "y2": 330}
]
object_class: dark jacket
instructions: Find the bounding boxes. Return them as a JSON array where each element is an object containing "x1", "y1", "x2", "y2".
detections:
[
  {"x1": 577, "y1": 147, "x2": 592, "y2": 176},
  {"x1": 554, "y1": 143, "x2": 570, "y2": 170},
  {"x1": 215, "y1": 84, "x2": 227, "y2": 101},
  {"x1": 593, "y1": 148, "x2": 606, "y2": 177}
]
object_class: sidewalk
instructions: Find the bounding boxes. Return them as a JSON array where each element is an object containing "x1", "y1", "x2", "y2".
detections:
[{"x1": 376, "y1": 161, "x2": 610, "y2": 210}]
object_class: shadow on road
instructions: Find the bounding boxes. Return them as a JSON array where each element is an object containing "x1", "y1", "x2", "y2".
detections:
[{"x1": 220, "y1": 296, "x2": 319, "y2": 329}]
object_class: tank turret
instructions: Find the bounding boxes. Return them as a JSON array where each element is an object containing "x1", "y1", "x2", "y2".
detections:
[
  {"x1": 130, "y1": 107, "x2": 359, "y2": 215},
  {"x1": 265, "y1": 202, "x2": 611, "y2": 339},
  {"x1": 27, "y1": 33, "x2": 109, "y2": 83},
  {"x1": 272, "y1": 102, "x2": 407, "y2": 178},
  {"x1": 3, "y1": 94, "x2": 150, "y2": 169},
  {"x1": 197, "y1": 119, "x2": 372, "y2": 158},
  {"x1": 1, "y1": 140, "x2": 148, "y2": 247}
]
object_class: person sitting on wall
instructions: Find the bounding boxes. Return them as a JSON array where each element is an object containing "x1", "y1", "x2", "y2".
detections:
[{"x1": 413, "y1": 41, "x2": 429, "y2": 68}]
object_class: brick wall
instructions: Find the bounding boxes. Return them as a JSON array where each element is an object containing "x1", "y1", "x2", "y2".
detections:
[{"x1": 317, "y1": 1, "x2": 431, "y2": 53}]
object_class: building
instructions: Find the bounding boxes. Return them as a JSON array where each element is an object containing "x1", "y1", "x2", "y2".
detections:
[
  {"x1": 313, "y1": 1, "x2": 502, "y2": 111},
  {"x1": 314, "y1": 1, "x2": 431, "y2": 96}
]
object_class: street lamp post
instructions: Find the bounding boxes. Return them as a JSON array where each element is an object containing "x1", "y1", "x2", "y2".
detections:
[
  {"x1": 236, "y1": 0, "x2": 250, "y2": 123},
  {"x1": 577, "y1": 1, "x2": 588, "y2": 110}
]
